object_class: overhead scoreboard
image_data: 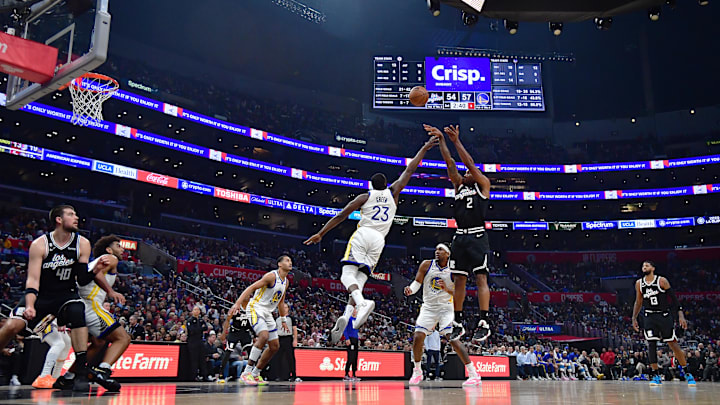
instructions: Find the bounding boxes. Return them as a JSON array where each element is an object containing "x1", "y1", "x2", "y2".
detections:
[{"x1": 373, "y1": 56, "x2": 545, "y2": 111}]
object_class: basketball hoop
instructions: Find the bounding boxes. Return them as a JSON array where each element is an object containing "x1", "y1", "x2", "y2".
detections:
[{"x1": 63, "y1": 72, "x2": 119, "y2": 127}]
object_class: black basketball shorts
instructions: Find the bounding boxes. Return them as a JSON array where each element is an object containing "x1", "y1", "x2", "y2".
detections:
[
  {"x1": 643, "y1": 311, "x2": 677, "y2": 342},
  {"x1": 449, "y1": 231, "x2": 491, "y2": 278}
]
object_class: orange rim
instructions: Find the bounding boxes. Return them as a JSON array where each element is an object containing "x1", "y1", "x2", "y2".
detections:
[{"x1": 60, "y1": 72, "x2": 119, "y2": 93}]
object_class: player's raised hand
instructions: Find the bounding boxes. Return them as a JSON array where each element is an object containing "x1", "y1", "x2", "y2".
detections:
[
  {"x1": 422, "y1": 135, "x2": 440, "y2": 151},
  {"x1": 423, "y1": 124, "x2": 443, "y2": 138},
  {"x1": 632, "y1": 318, "x2": 639, "y2": 332},
  {"x1": 303, "y1": 234, "x2": 322, "y2": 245},
  {"x1": 404, "y1": 286, "x2": 413, "y2": 296},
  {"x1": 443, "y1": 125, "x2": 460, "y2": 143}
]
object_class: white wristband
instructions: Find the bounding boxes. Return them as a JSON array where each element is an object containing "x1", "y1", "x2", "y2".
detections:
[
  {"x1": 278, "y1": 316, "x2": 287, "y2": 323},
  {"x1": 408, "y1": 281, "x2": 421, "y2": 294}
]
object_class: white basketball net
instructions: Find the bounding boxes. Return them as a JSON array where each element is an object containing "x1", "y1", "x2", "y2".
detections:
[{"x1": 68, "y1": 74, "x2": 119, "y2": 127}]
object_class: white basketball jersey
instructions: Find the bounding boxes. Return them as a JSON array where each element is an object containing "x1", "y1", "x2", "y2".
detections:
[
  {"x1": 247, "y1": 270, "x2": 288, "y2": 314},
  {"x1": 357, "y1": 189, "x2": 397, "y2": 237},
  {"x1": 78, "y1": 254, "x2": 117, "y2": 304},
  {"x1": 423, "y1": 260, "x2": 454, "y2": 307}
]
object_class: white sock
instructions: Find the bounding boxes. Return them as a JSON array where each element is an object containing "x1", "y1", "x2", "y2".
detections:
[
  {"x1": 251, "y1": 367, "x2": 261, "y2": 377},
  {"x1": 243, "y1": 364, "x2": 253, "y2": 374},
  {"x1": 413, "y1": 361, "x2": 422, "y2": 371},
  {"x1": 466, "y1": 363, "x2": 478, "y2": 378},
  {"x1": 351, "y1": 289, "x2": 365, "y2": 306},
  {"x1": 41, "y1": 357, "x2": 55, "y2": 376},
  {"x1": 343, "y1": 304, "x2": 354, "y2": 318},
  {"x1": 52, "y1": 361, "x2": 65, "y2": 378},
  {"x1": 99, "y1": 362, "x2": 111, "y2": 369}
]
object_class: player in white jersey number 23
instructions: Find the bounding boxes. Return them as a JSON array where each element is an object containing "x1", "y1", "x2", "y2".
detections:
[{"x1": 304, "y1": 134, "x2": 440, "y2": 343}]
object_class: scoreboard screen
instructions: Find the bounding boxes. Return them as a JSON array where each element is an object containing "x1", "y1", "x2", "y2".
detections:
[{"x1": 373, "y1": 56, "x2": 545, "y2": 111}]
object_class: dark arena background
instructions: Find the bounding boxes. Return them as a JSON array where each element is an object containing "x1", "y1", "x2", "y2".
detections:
[{"x1": 0, "y1": 0, "x2": 719, "y2": 404}]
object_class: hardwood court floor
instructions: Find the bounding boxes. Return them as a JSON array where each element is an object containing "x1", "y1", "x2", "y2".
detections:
[{"x1": 0, "y1": 379, "x2": 714, "y2": 405}]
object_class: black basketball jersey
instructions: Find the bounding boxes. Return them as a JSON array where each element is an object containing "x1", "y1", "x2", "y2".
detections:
[
  {"x1": 41, "y1": 232, "x2": 80, "y2": 294},
  {"x1": 229, "y1": 313, "x2": 251, "y2": 334},
  {"x1": 639, "y1": 275, "x2": 669, "y2": 312},
  {"x1": 453, "y1": 183, "x2": 489, "y2": 229}
]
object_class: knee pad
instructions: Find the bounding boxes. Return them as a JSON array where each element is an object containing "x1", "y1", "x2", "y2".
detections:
[
  {"x1": 59, "y1": 302, "x2": 86, "y2": 329},
  {"x1": 648, "y1": 341, "x2": 658, "y2": 364},
  {"x1": 340, "y1": 265, "x2": 359, "y2": 290}
]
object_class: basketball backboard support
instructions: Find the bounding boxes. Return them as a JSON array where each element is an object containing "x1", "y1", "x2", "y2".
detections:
[{"x1": 4, "y1": 0, "x2": 111, "y2": 110}]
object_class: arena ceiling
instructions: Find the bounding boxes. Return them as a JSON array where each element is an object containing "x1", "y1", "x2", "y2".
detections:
[{"x1": 73, "y1": 1, "x2": 720, "y2": 118}]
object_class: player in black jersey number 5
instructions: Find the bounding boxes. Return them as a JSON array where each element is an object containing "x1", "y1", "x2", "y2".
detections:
[
  {"x1": 632, "y1": 260, "x2": 696, "y2": 386},
  {"x1": 424, "y1": 124, "x2": 492, "y2": 343}
]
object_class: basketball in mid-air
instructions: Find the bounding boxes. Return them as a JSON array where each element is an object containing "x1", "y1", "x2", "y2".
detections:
[{"x1": 408, "y1": 86, "x2": 429, "y2": 107}]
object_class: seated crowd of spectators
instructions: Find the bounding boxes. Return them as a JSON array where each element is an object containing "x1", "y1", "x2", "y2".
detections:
[{"x1": 3, "y1": 209, "x2": 720, "y2": 383}]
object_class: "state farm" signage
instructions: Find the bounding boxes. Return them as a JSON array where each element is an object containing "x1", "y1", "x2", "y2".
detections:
[
  {"x1": 295, "y1": 349, "x2": 404, "y2": 378},
  {"x1": 62, "y1": 344, "x2": 180, "y2": 378},
  {"x1": 464, "y1": 356, "x2": 511, "y2": 378}
]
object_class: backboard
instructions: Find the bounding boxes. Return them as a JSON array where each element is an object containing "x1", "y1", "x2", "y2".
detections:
[{"x1": 4, "y1": 0, "x2": 111, "y2": 110}]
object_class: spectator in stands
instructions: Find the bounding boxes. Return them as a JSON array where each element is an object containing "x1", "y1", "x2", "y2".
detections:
[
  {"x1": 658, "y1": 349, "x2": 672, "y2": 381},
  {"x1": 601, "y1": 347, "x2": 616, "y2": 379},
  {"x1": 704, "y1": 351, "x2": 718, "y2": 382},
  {"x1": 204, "y1": 331, "x2": 223, "y2": 381},
  {"x1": 126, "y1": 315, "x2": 144, "y2": 340}
]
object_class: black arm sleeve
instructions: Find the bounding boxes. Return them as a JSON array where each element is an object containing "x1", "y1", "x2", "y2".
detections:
[
  {"x1": 666, "y1": 288, "x2": 683, "y2": 312},
  {"x1": 74, "y1": 262, "x2": 94, "y2": 285}
]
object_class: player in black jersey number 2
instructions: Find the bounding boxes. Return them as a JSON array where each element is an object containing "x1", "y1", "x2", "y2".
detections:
[
  {"x1": 632, "y1": 260, "x2": 696, "y2": 386},
  {"x1": 425, "y1": 124, "x2": 492, "y2": 342}
]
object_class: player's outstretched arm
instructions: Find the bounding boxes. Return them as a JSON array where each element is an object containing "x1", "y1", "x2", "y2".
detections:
[
  {"x1": 390, "y1": 136, "x2": 440, "y2": 200},
  {"x1": 631, "y1": 280, "x2": 643, "y2": 332},
  {"x1": 303, "y1": 193, "x2": 369, "y2": 245},
  {"x1": 404, "y1": 260, "x2": 431, "y2": 296},
  {"x1": 444, "y1": 125, "x2": 490, "y2": 197},
  {"x1": 231, "y1": 272, "x2": 274, "y2": 314},
  {"x1": 424, "y1": 124, "x2": 462, "y2": 187}
]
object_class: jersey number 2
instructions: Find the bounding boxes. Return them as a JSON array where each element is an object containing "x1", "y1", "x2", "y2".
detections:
[
  {"x1": 56, "y1": 267, "x2": 72, "y2": 281},
  {"x1": 371, "y1": 206, "x2": 389, "y2": 221},
  {"x1": 466, "y1": 198, "x2": 473, "y2": 209}
]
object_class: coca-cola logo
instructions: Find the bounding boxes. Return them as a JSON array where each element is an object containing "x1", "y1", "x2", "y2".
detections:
[
  {"x1": 138, "y1": 170, "x2": 178, "y2": 188},
  {"x1": 146, "y1": 173, "x2": 170, "y2": 185}
]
